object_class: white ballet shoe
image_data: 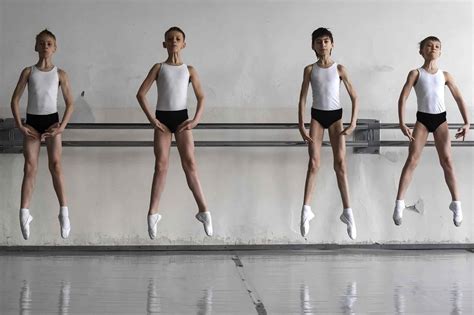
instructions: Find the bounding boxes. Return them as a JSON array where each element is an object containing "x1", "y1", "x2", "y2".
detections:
[
  {"x1": 20, "y1": 209, "x2": 33, "y2": 240},
  {"x1": 449, "y1": 201, "x2": 462, "y2": 227},
  {"x1": 58, "y1": 215, "x2": 71, "y2": 239},
  {"x1": 195, "y1": 212, "x2": 213, "y2": 236},
  {"x1": 147, "y1": 213, "x2": 162, "y2": 240},
  {"x1": 393, "y1": 200, "x2": 405, "y2": 226},
  {"x1": 300, "y1": 205, "x2": 315, "y2": 237},
  {"x1": 340, "y1": 209, "x2": 357, "y2": 240}
]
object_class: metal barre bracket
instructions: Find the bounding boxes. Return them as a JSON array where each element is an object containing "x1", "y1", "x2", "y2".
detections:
[
  {"x1": 353, "y1": 119, "x2": 380, "y2": 154},
  {"x1": 0, "y1": 118, "x2": 23, "y2": 153}
]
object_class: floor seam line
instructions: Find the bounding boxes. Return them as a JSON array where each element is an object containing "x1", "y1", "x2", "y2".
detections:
[{"x1": 231, "y1": 255, "x2": 267, "y2": 315}]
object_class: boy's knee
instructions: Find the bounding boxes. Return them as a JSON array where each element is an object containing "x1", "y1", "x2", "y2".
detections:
[
  {"x1": 406, "y1": 155, "x2": 420, "y2": 168},
  {"x1": 154, "y1": 159, "x2": 169, "y2": 173},
  {"x1": 182, "y1": 157, "x2": 197, "y2": 173},
  {"x1": 439, "y1": 156, "x2": 453, "y2": 170},
  {"x1": 308, "y1": 158, "x2": 320, "y2": 173},
  {"x1": 24, "y1": 161, "x2": 38, "y2": 176},
  {"x1": 48, "y1": 160, "x2": 62, "y2": 175},
  {"x1": 333, "y1": 159, "x2": 346, "y2": 174}
]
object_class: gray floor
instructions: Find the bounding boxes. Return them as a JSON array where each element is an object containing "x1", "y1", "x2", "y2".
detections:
[{"x1": 0, "y1": 250, "x2": 472, "y2": 314}]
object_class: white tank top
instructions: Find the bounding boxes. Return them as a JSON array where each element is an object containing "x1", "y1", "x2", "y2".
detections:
[
  {"x1": 27, "y1": 65, "x2": 59, "y2": 115},
  {"x1": 311, "y1": 62, "x2": 341, "y2": 111},
  {"x1": 156, "y1": 63, "x2": 190, "y2": 111},
  {"x1": 414, "y1": 68, "x2": 446, "y2": 114}
]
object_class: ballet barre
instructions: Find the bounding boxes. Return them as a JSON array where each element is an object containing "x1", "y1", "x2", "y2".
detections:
[{"x1": 1, "y1": 118, "x2": 473, "y2": 154}]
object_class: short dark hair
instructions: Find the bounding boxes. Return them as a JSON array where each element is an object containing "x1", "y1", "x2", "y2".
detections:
[
  {"x1": 419, "y1": 36, "x2": 441, "y2": 50},
  {"x1": 312, "y1": 27, "x2": 333, "y2": 45},
  {"x1": 35, "y1": 29, "x2": 56, "y2": 42},
  {"x1": 164, "y1": 26, "x2": 186, "y2": 40}
]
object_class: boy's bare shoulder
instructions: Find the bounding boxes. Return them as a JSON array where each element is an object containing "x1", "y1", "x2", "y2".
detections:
[
  {"x1": 336, "y1": 63, "x2": 346, "y2": 73},
  {"x1": 21, "y1": 66, "x2": 32, "y2": 76},
  {"x1": 57, "y1": 68, "x2": 70, "y2": 82},
  {"x1": 442, "y1": 70, "x2": 454, "y2": 83},
  {"x1": 151, "y1": 63, "x2": 162, "y2": 70},
  {"x1": 303, "y1": 64, "x2": 313, "y2": 74},
  {"x1": 405, "y1": 69, "x2": 419, "y2": 79}
]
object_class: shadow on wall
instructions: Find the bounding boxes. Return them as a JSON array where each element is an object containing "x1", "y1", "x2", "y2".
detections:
[{"x1": 59, "y1": 91, "x2": 96, "y2": 123}]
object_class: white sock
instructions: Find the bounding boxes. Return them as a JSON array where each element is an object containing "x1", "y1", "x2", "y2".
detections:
[
  {"x1": 60, "y1": 206, "x2": 69, "y2": 217},
  {"x1": 450, "y1": 201, "x2": 461, "y2": 209},
  {"x1": 343, "y1": 208, "x2": 353, "y2": 218},
  {"x1": 20, "y1": 208, "x2": 30, "y2": 218},
  {"x1": 395, "y1": 200, "x2": 405, "y2": 209}
]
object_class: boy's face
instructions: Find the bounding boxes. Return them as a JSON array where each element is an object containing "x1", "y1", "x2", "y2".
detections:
[
  {"x1": 35, "y1": 34, "x2": 56, "y2": 57},
  {"x1": 420, "y1": 40, "x2": 441, "y2": 60},
  {"x1": 163, "y1": 31, "x2": 186, "y2": 53},
  {"x1": 312, "y1": 36, "x2": 333, "y2": 56}
]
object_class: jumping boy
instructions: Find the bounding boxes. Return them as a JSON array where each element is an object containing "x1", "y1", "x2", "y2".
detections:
[
  {"x1": 11, "y1": 29, "x2": 74, "y2": 240},
  {"x1": 393, "y1": 36, "x2": 470, "y2": 226},
  {"x1": 297, "y1": 28, "x2": 359, "y2": 240},
  {"x1": 136, "y1": 27, "x2": 212, "y2": 239}
]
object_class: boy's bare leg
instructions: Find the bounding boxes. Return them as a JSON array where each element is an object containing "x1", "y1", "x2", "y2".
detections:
[
  {"x1": 175, "y1": 129, "x2": 207, "y2": 212},
  {"x1": 433, "y1": 122, "x2": 462, "y2": 226},
  {"x1": 46, "y1": 134, "x2": 67, "y2": 207},
  {"x1": 433, "y1": 123, "x2": 459, "y2": 201},
  {"x1": 328, "y1": 120, "x2": 349, "y2": 209},
  {"x1": 148, "y1": 129, "x2": 172, "y2": 215},
  {"x1": 303, "y1": 119, "x2": 324, "y2": 205},
  {"x1": 393, "y1": 123, "x2": 429, "y2": 225},
  {"x1": 21, "y1": 137, "x2": 41, "y2": 209},
  {"x1": 19, "y1": 136, "x2": 40, "y2": 239},
  {"x1": 396, "y1": 123, "x2": 429, "y2": 200}
]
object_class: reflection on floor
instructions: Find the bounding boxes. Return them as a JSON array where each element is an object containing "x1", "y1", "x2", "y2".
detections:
[{"x1": 0, "y1": 249, "x2": 472, "y2": 314}]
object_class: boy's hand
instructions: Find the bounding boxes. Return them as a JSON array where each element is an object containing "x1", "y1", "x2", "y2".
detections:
[
  {"x1": 20, "y1": 125, "x2": 40, "y2": 140},
  {"x1": 400, "y1": 124, "x2": 415, "y2": 141},
  {"x1": 455, "y1": 124, "x2": 470, "y2": 141},
  {"x1": 42, "y1": 123, "x2": 63, "y2": 140},
  {"x1": 177, "y1": 120, "x2": 197, "y2": 132},
  {"x1": 151, "y1": 118, "x2": 169, "y2": 133},
  {"x1": 340, "y1": 123, "x2": 356, "y2": 136},
  {"x1": 299, "y1": 125, "x2": 313, "y2": 144}
]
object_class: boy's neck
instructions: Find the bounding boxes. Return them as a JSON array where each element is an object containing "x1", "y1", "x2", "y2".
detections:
[
  {"x1": 36, "y1": 57, "x2": 54, "y2": 70},
  {"x1": 317, "y1": 55, "x2": 333, "y2": 67},
  {"x1": 422, "y1": 59, "x2": 438, "y2": 72},
  {"x1": 166, "y1": 53, "x2": 183, "y2": 65}
]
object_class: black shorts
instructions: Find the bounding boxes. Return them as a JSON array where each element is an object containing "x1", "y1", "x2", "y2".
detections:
[
  {"x1": 155, "y1": 109, "x2": 188, "y2": 133},
  {"x1": 416, "y1": 111, "x2": 447, "y2": 133},
  {"x1": 311, "y1": 108, "x2": 343, "y2": 129},
  {"x1": 25, "y1": 112, "x2": 59, "y2": 134}
]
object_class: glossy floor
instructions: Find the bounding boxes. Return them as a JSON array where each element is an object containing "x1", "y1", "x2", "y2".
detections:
[{"x1": 0, "y1": 249, "x2": 472, "y2": 314}]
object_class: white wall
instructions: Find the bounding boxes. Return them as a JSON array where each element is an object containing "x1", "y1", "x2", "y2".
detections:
[{"x1": 0, "y1": 0, "x2": 472, "y2": 245}]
